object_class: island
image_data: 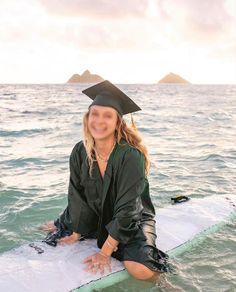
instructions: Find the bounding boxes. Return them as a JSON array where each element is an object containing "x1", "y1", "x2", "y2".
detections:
[
  {"x1": 158, "y1": 72, "x2": 190, "y2": 83},
  {"x1": 67, "y1": 70, "x2": 104, "y2": 83}
]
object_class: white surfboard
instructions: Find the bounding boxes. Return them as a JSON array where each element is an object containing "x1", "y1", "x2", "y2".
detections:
[{"x1": 0, "y1": 195, "x2": 235, "y2": 292}]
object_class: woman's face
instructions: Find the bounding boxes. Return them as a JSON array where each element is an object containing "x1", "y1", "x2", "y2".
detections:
[{"x1": 88, "y1": 105, "x2": 118, "y2": 142}]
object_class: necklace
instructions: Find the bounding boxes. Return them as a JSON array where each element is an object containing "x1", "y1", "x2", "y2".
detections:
[{"x1": 95, "y1": 142, "x2": 116, "y2": 163}]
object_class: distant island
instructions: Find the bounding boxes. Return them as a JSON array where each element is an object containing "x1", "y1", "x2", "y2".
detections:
[
  {"x1": 158, "y1": 72, "x2": 190, "y2": 84},
  {"x1": 67, "y1": 70, "x2": 190, "y2": 84},
  {"x1": 67, "y1": 70, "x2": 104, "y2": 83}
]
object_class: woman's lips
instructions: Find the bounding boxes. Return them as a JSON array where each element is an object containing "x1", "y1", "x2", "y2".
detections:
[{"x1": 91, "y1": 127, "x2": 107, "y2": 133}]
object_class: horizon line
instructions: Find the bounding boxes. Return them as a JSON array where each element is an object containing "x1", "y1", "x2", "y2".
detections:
[{"x1": 0, "y1": 82, "x2": 236, "y2": 85}]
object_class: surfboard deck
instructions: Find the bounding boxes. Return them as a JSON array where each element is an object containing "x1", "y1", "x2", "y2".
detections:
[{"x1": 1, "y1": 195, "x2": 235, "y2": 292}]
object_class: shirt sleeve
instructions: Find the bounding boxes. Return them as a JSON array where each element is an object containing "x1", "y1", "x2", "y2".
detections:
[
  {"x1": 59, "y1": 142, "x2": 98, "y2": 235},
  {"x1": 105, "y1": 148, "x2": 146, "y2": 244}
]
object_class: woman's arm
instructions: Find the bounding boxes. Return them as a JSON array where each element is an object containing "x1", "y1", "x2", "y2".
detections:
[
  {"x1": 100, "y1": 235, "x2": 119, "y2": 256},
  {"x1": 41, "y1": 142, "x2": 98, "y2": 244},
  {"x1": 66, "y1": 143, "x2": 98, "y2": 235},
  {"x1": 106, "y1": 148, "x2": 146, "y2": 244}
]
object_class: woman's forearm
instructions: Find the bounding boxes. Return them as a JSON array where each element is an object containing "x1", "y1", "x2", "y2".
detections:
[{"x1": 100, "y1": 235, "x2": 119, "y2": 257}]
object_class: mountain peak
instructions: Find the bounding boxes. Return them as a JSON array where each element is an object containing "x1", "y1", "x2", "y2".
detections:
[
  {"x1": 81, "y1": 70, "x2": 91, "y2": 76},
  {"x1": 67, "y1": 70, "x2": 104, "y2": 83},
  {"x1": 158, "y1": 73, "x2": 190, "y2": 83}
]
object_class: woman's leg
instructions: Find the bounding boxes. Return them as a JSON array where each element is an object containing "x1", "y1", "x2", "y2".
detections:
[
  {"x1": 124, "y1": 261, "x2": 183, "y2": 291},
  {"x1": 123, "y1": 260, "x2": 161, "y2": 281}
]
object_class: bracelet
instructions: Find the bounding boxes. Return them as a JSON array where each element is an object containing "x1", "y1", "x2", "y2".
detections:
[
  {"x1": 99, "y1": 250, "x2": 110, "y2": 258},
  {"x1": 106, "y1": 239, "x2": 118, "y2": 252}
]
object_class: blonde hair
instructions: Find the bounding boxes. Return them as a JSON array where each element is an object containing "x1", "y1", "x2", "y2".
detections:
[{"x1": 83, "y1": 110, "x2": 150, "y2": 176}]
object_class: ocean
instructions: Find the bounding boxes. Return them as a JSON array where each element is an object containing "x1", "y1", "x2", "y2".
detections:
[{"x1": 0, "y1": 84, "x2": 235, "y2": 291}]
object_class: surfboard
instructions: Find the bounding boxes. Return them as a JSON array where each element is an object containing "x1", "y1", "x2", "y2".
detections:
[{"x1": 0, "y1": 195, "x2": 235, "y2": 292}]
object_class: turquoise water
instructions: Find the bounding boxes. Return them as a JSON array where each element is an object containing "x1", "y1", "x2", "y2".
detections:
[{"x1": 0, "y1": 84, "x2": 236, "y2": 291}]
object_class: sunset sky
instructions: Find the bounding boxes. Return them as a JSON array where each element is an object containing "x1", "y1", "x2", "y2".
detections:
[{"x1": 0, "y1": 0, "x2": 235, "y2": 84}]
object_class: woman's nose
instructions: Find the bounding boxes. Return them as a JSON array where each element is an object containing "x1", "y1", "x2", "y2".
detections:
[{"x1": 96, "y1": 116, "x2": 105, "y2": 124}]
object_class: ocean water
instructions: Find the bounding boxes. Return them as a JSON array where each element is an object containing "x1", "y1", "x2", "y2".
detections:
[{"x1": 0, "y1": 84, "x2": 235, "y2": 291}]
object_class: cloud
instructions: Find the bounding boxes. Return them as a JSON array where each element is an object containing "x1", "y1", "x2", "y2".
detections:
[
  {"x1": 1, "y1": 0, "x2": 235, "y2": 83},
  {"x1": 73, "y1": 19, "x2": 165, "y2": 51},
  {"x1": 2, "y1": 0, "x2": 235, "y2": 56},
  {"x1": 0, "y1": 0, "x2": 48, "y2": 42},
  {"x1": 48, "y1": 0, "x2": 235, "y2": 51},
  {"x1": 160, "y1": 0, "x2": 235, "y2": 42},
  {"x1": 39, "y1": 0, "x2": 149, "y2": 19}
]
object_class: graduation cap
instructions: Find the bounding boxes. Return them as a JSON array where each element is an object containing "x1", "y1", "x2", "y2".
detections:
[{"x1": 82, "y1": 80, "x2": 141, "y2": 116}]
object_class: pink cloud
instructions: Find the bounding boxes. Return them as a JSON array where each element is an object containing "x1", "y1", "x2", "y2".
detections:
[
  {"x1": 39, "y1": 0, "x2": 149, "y2": 18},
  {"x1": 75, "y1": 21, "x2": 157, "y2": 50},
  {"x1": 161, "y1": 0, "x2": 234, "y2": 41}
]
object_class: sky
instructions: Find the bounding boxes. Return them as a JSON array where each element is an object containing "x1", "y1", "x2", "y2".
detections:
[{"x1": 0, "y1": 0, "x2": 235, "y2": 84}]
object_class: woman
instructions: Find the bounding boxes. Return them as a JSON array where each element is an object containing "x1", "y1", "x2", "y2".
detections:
[{"x1": 41, "y1": 80, "x2": 168, "y2": 280}]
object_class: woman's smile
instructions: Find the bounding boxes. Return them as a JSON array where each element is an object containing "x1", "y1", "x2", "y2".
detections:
[
  {"x1": 91, "y1": 126, "x2": 106, "y2": 132},
  {"x1": 90, "y1": 126, "x2": 107, "y2": 136}
]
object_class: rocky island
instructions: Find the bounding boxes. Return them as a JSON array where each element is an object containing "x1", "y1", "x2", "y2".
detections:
[
  {"x1": 158, "y1": 72, "x2": 190, "y2": 83},
  {"x1": 67, "y1": 70, "x2": 104, "y2": 83}
]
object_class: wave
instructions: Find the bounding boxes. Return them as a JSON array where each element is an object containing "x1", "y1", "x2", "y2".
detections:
[
  {"x1": 0, "y1": 128, "x2": 49, "y2": 137},
  {"x1": 21, "y1": 110, "x2": 47, "y2": 115},
  {"x1": 1, "y1": 157, "x2": 67, "y2": 168},
  {"x1": 197, "y1": 153, "x2": 227, "y2": 162}
]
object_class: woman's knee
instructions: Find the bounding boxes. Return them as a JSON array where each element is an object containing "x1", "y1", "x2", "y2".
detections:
[{"x1": 123, "y1": 260, "x2": 160, "y2": 281}]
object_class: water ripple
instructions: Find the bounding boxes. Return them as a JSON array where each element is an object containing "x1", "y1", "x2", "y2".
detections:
[
  {"x1": 0, "y1": 84, "x2": 235, "y2": 290},
  {"x1": 0, "y1": 128, "x2": 49, "y2": 137}
]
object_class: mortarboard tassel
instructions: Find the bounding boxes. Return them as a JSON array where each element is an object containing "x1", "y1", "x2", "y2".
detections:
[{"x1": 130, "y1": 113, "x2": 137, "y2": 131}]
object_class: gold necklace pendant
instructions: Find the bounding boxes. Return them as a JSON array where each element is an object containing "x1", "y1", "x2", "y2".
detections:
[
  {"x1": 95, "y1": 141, "x2": 116, "y2": 163},
  {"x1": 96, "y1": 152, "x2": 108, "y2": 162}
]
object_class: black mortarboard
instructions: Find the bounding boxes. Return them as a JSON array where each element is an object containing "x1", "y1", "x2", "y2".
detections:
[{"x1": 82, "y1": 80, "x2": 141, "y2": 116}]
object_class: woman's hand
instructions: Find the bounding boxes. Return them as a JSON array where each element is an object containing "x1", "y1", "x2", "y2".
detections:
[
  {"x1": 57, "y1": 232, "x2": 80, "y2": 245},
  {"x1": 39, "y1": 221, "x2": 57, "y2": 232},
  {"x1": 83, "y1": 252, "x2": 112, "y2": 275}
]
